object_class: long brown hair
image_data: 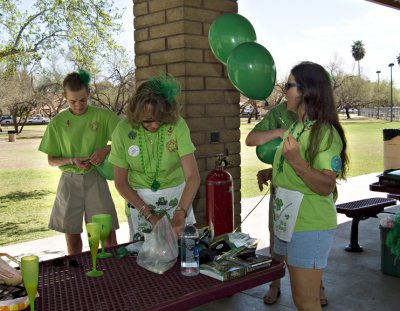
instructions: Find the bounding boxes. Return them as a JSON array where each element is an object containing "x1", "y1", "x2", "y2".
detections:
[{"x1": 291, "y1": 61, "x2": 348, "y2": 179}]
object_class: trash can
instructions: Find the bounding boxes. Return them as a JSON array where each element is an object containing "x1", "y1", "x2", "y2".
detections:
[
  {"x1": 380, "y1": 226, "x2": 400, "y2": 277},
  {"x1": 8, "y1": 130, "x2": 16, "y2": 142}
]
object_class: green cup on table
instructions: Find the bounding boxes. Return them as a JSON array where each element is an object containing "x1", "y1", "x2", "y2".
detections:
[
  {"x1": 92, "y1": 214, "x2": 113, "y2": 259},
  {"x1": 86, "y1": 222, "x2": 104, "y2": 277},
  {"x1": 21, "y1": 255, "x2": 39, "y2": 311}
]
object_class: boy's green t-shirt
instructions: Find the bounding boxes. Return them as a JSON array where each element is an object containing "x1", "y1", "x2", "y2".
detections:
[
  {"x1": 109, "y1": 117, "x2": 196, "y2": 190},
  {"x1": 253, "y1": 101, "x2": 297, "y2": 132},
  {"x1": 39, "y1": 105, "x2": 120, "y2": 174},
  {"x1": 273, "y1": 123, "x2": 343, "y2": 232}
]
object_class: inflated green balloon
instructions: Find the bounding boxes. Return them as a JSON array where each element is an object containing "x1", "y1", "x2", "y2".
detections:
[
  {"x1": 208, "y1": 13, "x2": 257, "y2": 65},
  {"x1": 96, "y1": 155, "x2": 114, "y2": 180},
  {"x1": 227, "y1": 42, "x2": 276, "y2": 100},
  {"x1": 256, "y1": 138, "x2": 282, "y2": 164}
]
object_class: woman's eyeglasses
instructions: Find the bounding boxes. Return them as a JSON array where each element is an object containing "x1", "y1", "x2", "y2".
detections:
[{"x1": 284, "y1": 82, "x2": 300, "y2": 91}]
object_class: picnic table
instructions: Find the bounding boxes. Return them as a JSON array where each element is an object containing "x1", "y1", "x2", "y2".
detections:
[{"x1": 31, "y1": 244, "x2": 285, "y2": 311}]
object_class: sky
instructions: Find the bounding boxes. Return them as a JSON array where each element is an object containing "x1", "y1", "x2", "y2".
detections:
[
  {"x1": 116, "y1": 0, "x2": 400, "y2": 88},
  {"x1": 18, "y1": 0, "x2": 400, "y2": 87}
]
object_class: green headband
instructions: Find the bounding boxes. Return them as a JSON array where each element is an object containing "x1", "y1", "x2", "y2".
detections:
[
  {"x1": 77, "y1": 69, "x2": 91, "y2": 86},
  {"x1": 148, "y1": 73, "x2": 180, "y2": 104}
]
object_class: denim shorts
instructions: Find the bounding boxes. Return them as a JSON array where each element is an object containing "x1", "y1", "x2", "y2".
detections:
[{"x1": 274, "y1": 229, "x2": 336, "y2": 269}]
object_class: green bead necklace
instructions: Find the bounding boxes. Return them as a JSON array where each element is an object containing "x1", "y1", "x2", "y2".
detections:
[
  {"x1": 277, "y1": 119, "x2": 314, "y2": 173},
  {"x1": 138, "y1": 125, "x2": 165, "y2": 191}
]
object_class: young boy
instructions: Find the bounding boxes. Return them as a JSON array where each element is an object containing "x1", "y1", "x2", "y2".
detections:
[{"x1": 39, "y1": 70, "x2": 120, "y2": 255}]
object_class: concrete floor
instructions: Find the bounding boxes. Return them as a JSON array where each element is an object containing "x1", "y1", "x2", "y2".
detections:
[
  {"x1": 193, "y1": 205, "x2": 400, "y2": 311},
  {"x1": 1, "y1": 173, "x2": 400, "y2": 310}
]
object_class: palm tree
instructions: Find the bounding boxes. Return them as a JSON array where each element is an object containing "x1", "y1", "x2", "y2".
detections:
[{"x1": 351, "y1": 40, "x2": 366, "y2": 76}]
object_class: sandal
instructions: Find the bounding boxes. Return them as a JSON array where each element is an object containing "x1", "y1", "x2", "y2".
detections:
[
  {"x1": 263, "y1": 285, "x2": 281, "y2": 305},
  {"x1": 320, "y1": 286, "x2": 328, "y2": 307}
]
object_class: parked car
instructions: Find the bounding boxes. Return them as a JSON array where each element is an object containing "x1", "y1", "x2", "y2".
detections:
[
  {"x1": 27, "y1": 116, "x2": 50, "y2": 124},
  {"x1": 240, "y1": 107, "x2": 254, "y2": 116},
  {"x1": 0, "y1": 117, "x2": 13, "y2": 125}
]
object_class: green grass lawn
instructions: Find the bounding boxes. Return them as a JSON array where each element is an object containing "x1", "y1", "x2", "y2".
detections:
[{"x1": 1, "y1": 117, "x2": 399, "y2": 246}]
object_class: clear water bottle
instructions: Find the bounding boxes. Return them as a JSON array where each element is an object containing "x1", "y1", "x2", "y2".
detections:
[{"x1": 180, "y1": 221, "x2": 199, "y2": 276}]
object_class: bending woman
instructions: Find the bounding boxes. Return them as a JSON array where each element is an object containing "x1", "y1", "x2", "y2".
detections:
[{"x1": 109, "y1": 74, "x2": 200, "y2": 238}]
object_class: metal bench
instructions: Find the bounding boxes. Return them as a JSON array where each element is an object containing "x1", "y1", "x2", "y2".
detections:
[
  {"x1": 387, "y1": 193, "x2": 400, "y2": 201},
  {"x1": 336, "y1": 197, "x2": 397, "y2": 252}
]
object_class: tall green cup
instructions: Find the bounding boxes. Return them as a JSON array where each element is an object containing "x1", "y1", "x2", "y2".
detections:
[
  {"x1": 21, "y1": 255, "x2": 39, "y2": 311},
  {"x1": 92, "y1": 214, "x2": 112, "y2": 259},
  {"x1": 86, "y1": 222, "x2": 104, "y2": 277}
]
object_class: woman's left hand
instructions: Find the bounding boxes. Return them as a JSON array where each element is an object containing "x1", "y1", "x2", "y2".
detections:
[
  {"x1": 170, "y1": 212, "x2": 185, "y2": 239},
  {"x1": 282, "y1": 133, "x2": 302, "y2": 165}
]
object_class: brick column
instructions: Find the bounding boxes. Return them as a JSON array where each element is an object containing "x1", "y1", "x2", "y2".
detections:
[{"x1": 133, "y1": 0, "x2": 241, "y2": 228}]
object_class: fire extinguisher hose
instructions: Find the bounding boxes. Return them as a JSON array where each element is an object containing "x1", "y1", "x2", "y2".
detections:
[{"x1": 232, "y1": 191, "x2": 269, "y2": 233}]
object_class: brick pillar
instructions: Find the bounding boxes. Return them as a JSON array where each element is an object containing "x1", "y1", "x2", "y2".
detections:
[{"x1": 133, "y1": 0, "x2": 241, "y2": 228}]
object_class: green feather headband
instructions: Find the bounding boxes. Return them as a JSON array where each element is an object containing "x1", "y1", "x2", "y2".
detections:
[
  {"x1": 148, "y1": 73, "x2": 180, "y2": 104},
  {"x1": 77, "y1": 69, "x2": 91, "y2": 86}
]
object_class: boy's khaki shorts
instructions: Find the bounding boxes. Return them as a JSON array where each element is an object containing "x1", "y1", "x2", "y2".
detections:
[{"x1": 49, "y1": 170, "x2": 119, "y2": 234}]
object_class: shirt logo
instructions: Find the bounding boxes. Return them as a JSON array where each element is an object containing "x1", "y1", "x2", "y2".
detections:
[
  {"x1": 128, "y1": 131, "x2": 136, "y2": 139},
  {"x1": 90, "y1": 122, "x2": 99, "y2": 131},
  {"x1": 128, "y1": 145, "x2": 140, "y2": 157},
  {"x1": 331, "y1": 156, "x2": 342, "y2": 172},
  {"x1": 166, "y1": 140, "x2": 178, "y2": 152}
]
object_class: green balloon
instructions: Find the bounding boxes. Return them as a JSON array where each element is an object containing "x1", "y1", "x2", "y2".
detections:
[
  {"x1": 256, "y1": 138, "x2": 282, "y2": 165},
  {"x1": 208, "y1": 13, "x2": 257, "y2": 65},
  {"x1": 227, "y1": 42, "x2": 276, "y2": 100},
  {"x1": 96, "y1": 155, "x2": 114, "y2": 180}
]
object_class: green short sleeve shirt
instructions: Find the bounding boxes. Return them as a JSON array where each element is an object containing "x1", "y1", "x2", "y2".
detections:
[
  {"x1": 253, "y1": 101, "x2": 297, "y2": 132},
  {"x1": 38, "y1": 106, "x2": 120, "y2": 174},
  {"x1": 109, "y1": 117, "x2": 196, "y2": 190},
  {"x1": 273, "y1": 123, "x2": 343, "y2": 232}
]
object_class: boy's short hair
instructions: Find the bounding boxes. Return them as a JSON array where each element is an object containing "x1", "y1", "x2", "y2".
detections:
[{"x1": 63, "y1": 72, "x2": 90, "y2": 92}]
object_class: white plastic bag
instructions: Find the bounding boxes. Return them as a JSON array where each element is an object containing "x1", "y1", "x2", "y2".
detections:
[
  {"x1": 377, "y1": 212, "x2": 397, "y2": 228},
  {"x1": 136, "y1": 216, "x2": 178, "y2": 274}
]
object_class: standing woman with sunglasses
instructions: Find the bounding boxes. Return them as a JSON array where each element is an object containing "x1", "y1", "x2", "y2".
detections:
[
  {"x1": 109, "y1": 74, "x2": 200, "y2": 239},
  {"x1": 272, "y1": 61, "x2": 348, "y2": 311}
]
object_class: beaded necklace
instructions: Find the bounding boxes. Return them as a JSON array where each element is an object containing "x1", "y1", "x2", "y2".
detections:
[
  {"x1": 138, "y1": 125, "x2": 165, "y2": 191},
  {"x1": 277, "y1": 119, "x2": 313, "y2": 173}
]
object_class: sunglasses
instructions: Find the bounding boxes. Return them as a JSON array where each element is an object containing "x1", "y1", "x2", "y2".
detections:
[{"x1": 285, "y1": 82, "x2": 300, "y2": 91}]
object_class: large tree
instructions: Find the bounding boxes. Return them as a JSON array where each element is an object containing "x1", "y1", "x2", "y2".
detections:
[
  {"x1": 0, "y1": 70, "x2": 48, "y2": 133},
  {"x1": 0, "y1": 0, "x2": 122, "y2": 74},
  {"x1": 91, "y1": 49, "x2": 135, "y2": 115},
  {"x1": 351, "y1": 40, "x2": 366, "y2": 77}
]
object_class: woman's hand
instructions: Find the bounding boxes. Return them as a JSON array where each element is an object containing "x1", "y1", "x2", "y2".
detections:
[
  {"x1": 170, "y1": 212, "x2": 185, "y2": 239},
  {"x1": 148, "y1": 214, "x2": 162, "y2": 227},
  {"x1": 282, "y1": 133, "x2": 302, "y2": 166},
  {"x1": 257, "y1": 168, "x2": 272, "y2": 191}
]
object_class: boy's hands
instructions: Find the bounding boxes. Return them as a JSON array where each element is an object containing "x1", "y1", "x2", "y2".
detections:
[
  {"x1": 90, "y1": 147, "x2": 109, "y2": 166},
  {"x1": 73, "y1": 157, "x2": 92, "y2": 170},
  {"x1": 257, "y1": 168, "x2": 273, "y2": 191}
]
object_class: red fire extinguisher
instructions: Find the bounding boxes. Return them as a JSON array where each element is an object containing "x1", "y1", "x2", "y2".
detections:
[{"x1": 206, "y1": 154, "x2": 234, "y2": 238}]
